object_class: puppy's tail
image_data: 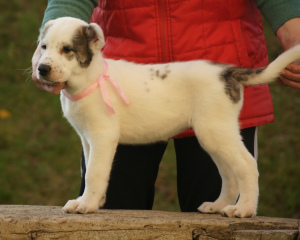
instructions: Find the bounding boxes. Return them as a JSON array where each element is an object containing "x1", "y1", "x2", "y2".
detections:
[{"x1": 222, "y1": 44, "x2": 300, "y2": 86}]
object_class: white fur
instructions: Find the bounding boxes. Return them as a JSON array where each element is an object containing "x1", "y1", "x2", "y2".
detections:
[{"x1": 37, "y1": 17, "x2": 300, "y2": 218}]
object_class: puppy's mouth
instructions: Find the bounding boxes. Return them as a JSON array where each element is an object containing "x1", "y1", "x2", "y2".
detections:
[{"x1": 39, "y1": 76, "x2": 68, "y2": 89}]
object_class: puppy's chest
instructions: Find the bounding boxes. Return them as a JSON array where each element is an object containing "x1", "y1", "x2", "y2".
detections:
[{"x1": 61, "y1": 101, "x2": 88, "y2": 130}]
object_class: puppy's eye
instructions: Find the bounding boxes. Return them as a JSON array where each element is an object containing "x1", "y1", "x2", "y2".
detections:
[
  {"x1": 41, "y1": 44, "x2": 47, "y2": 50},
  {"x1": 62, "y1": 46, "x2": 72, "y2": 53}
]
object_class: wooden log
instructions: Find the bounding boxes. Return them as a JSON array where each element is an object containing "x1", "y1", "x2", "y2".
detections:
[{"x1": 0, "y1": 205, "x2": 299, "y2": 240}]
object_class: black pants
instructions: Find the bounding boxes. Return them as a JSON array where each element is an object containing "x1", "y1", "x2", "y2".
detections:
[{"x1": 79, "y1": 127, "x2": 257, "y2": 212}]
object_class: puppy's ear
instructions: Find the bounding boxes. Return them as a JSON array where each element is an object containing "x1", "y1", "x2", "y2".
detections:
[
  {"x1": 84, "y1": 23, "x2": 105, "y2": 50},
  {"x1": 39, "y1": 19, "x2": 55, "y2": 42},
  {"x1": 72, "y1": 24, "x2": 105, "y2": 67}
]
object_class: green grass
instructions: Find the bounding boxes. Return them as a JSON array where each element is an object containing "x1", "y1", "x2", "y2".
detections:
[{"x1": 1, "y1": 1, "x2": 299, "y2": 219}]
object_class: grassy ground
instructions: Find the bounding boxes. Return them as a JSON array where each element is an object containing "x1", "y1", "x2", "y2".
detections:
[{"x1": 0, "y1": 1, "x2": 299, "y2": 219}]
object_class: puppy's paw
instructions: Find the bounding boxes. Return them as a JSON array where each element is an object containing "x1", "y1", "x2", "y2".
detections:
[
  {"x1": 221, "y1": 205, "x2": 255, "y2": 218},
  {"x1": 198, "y1": 201, "x2": 225, "y2": 214},
  {"x1": 62, "y1": 197, "x2": 99, "y2": 214},
  {"x1": 62, "y1": 199, "x2": 80, "y2": 214}
]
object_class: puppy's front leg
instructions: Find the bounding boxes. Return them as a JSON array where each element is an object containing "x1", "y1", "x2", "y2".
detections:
[{"x1": 62, "y1": 134, "x2": 118, "y2": 214}]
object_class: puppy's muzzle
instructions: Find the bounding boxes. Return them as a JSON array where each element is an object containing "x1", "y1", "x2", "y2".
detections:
[{"x1": 38, "y1": 64, "x2": 51, "y2": 77}]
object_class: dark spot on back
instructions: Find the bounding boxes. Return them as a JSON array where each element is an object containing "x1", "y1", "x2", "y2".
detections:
[
  {"x1": 156, "y1": 70, "x2": 160, "y2": 77},
  {"x1": 220, "y1": 66, "x2": 266, "y2": 103},
  {"x1": 225, "y1": 79, "x2": 241, "y2": 103},
  {"x1": 223, "y1": 67, "x2": 249, "y2": 82},
  {"x1": 223, "y1": 67, "x2": 266, "y2": 82},
  {"x1": 153, "y1": 66, "x2": 171, "y2": 80},
  {"x1": 221, "y1": 67, "x2": 242, "y2": 103},
  {"x1": 160, "y1": 74, "x2": 168, "y2": 79},
  {"x1": 161, "y1": 65, "x2": 171, "y2": 80}
]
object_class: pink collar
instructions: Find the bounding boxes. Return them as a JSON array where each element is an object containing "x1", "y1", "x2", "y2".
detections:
[{"x1": 62, "y1": 61, "x2": 130, "y2": 115}]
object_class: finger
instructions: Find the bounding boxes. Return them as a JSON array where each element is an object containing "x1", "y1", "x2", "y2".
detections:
[
  {"x1": 281, "y1": 69, "x2": 300, "y2": 83},
  {"x1": 281, "y1": 63, "x2": 300, "y2": 83},
  {"x1": 286, "y1": 63, "x2": 300, "y2": 74},
  {"x1": 278, "y1": 75, "x2": 300, "y2": 89}
]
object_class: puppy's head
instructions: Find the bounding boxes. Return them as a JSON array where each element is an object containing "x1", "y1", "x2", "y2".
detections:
[{"x1": 37, "y1": 17, "x2": 105, "y2": 86}]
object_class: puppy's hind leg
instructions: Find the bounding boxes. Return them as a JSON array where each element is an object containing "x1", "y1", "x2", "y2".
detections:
[
  {"x1": 219, "y1": 147, "x2": 259, "y2": 218},
  {"x1": 198, "y1": 156, "x2": 239, "y2": 214},
  {"x1": 193, "y1": 117, "x2": 259, "y2": 218}
]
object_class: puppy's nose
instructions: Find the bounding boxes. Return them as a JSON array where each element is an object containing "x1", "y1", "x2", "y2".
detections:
[{"x1": 38, "y1": 64, "x2": 51, "y2": 76}]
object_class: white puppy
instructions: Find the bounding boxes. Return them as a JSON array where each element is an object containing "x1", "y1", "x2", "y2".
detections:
[{"x1": 36, "y1": 17, "x2": 300, "y2": 218}]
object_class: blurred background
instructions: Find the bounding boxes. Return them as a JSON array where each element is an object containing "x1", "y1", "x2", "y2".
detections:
[{"x1": 0, "y1": 1, "x2": 299, "y2": 219}]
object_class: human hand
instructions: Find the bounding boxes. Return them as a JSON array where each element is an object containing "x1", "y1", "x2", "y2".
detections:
[
  {"x1": 32, "y1": 43, "x2": 65, "y2": 95},
  {"x1": 278, "y1": 63, "x2": 300, "y2": 89},
  {"x1": 276, "y1": 18, "x2": 300, "y2": 89}
]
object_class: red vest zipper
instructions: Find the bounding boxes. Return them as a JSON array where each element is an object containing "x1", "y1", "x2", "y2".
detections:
[{"x1": 157, "y1": 0, "x2": 171, "y2": 63}]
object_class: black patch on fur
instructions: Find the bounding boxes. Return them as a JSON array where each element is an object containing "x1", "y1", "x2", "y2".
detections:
[
  {"x1": 224, "y1": 78, "x2": 241, "y2": 103},
  {"x1": 71, "y1": 26, "x2": 95, "y2": 68},
  {"x1": 222, "y1": 66, "x2": 266, "y2": 82},
  {"x1": 160, "y1": 73, "x2": 168, "y2": 80},
  {"x1": 160, "y1": 65, "x2": 170, "y2": 80},
  {"x1": 156, "y1": 70, "x2": 160, "y2": 78},
  {"x1": 220, "y1": 67, "x2": 243, "y2": 103},
  {"x1": 220, "y1": 66, "x2": 266, "y2": 103},
  {"x1": 152, "y1": 65, "x2": 171, "y2": 80},
  {"x1": 255, "y1": 67, "x2": 265, "y2": 75}
]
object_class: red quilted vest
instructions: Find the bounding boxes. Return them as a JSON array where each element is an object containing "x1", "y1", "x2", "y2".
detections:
[{"x1": 91, "y1": 0, "x2": 274, "y2": 138}]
